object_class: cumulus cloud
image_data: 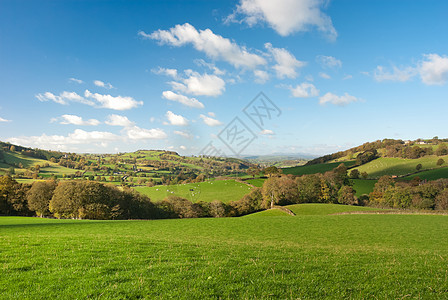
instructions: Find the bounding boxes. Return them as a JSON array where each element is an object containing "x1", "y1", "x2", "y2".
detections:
[
  {"x1": 169, "y1": 71, "x2": 225, "y2": 97},
  {"x1": 36, "y1": 90, "x2": 142, "y2": 110},
  {"x1": 227, "y1": 0, "x2": 337, "y2": 39},
  {"x1": 180, "y1": 145, "x2": 187, "y2": 150},
  {"x1": 419, "y1": 53, "x2": 448, "y2": 85},
  {"x1": 319, "y1": 92, "x2": 360, "y2": 106},
  {"x1": 253, "y1": 69, "x2": 270, "y2": 83},
  {"x1": 319, "y1": 72, "x2": 331, "y2": 79},
  {"x1": 373, "y1": 65, "x2": 417, "y2": 82},
  {"x1": 162, "y1": 91, "x2": 204, "y2": 108},
  {"x1": 69, "y1": 78, "x2": 83, "y2": 84},
  {"x1": 317, "y1": 55, "x2": 342, "y2": 68},
  {"x1": 152, "y1": 67, "x2": 178, "y2": 79},
  {"x1": 199, "y1": 114, "x2": 223, "y2": 126},
  {"x1": 105, "y1": 114, "x2": 135, "y2": 127},
  {"x1": 165, "y1": 111, "x2": 189, "y2": 126},
  {"x1": 174, "y1": 130, "x2": 194, "y2": 139},
  {"x1": 0, "y1": 117, "x2": 11, "y2": 122},
  {"x1": 36, "y1": 91, "x2": 93, "y2": 106},
  {"x1": 124, "y1": 126, "x2": 167, "y2": 140},
  {"x1": 7, "y1": 129, "x2": 120, "y2": 150},
  {"x1": 94, "y1": 80, "x2": 114, "y2": 89},
  {"x1": 140, "y1": 23, "x2": 266, "y2": 69},
  {"x1": 52, "y1": 114, "x2": 100, "y2": 126},
  {"x1": 290, "y1": 82, "x2": 319, "y2": 98},
  {"x1": 260, "y1": 129, "x2": 274, "y2": 135},
  {"x1": 84, "y1": 90, "x2": 143, "y2": 110},
  {"x1": 265, "y1": 43, "x2": 305, "y2": 79}
]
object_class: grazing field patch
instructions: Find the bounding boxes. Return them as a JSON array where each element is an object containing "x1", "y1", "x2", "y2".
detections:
[
  {"x1": 133, "y1": 179, "x2": 252, "y2": 203},
  {"x1": 282, "y1": 161, "x2": 356, "y2": 176}
]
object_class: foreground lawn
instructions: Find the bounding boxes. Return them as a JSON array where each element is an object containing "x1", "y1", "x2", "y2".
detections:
[
  {"x1": 1, "y1": 211, "x2": 448, "y2": 298},
  {"x1": 133, "y1": 179, "x2": 252, "y2": 203}
]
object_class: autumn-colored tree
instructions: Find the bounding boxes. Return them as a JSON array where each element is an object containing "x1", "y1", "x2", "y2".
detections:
[
  {"x1": 261, "y1": 176, "x2": 298, "y2": 208},
  {"x1": 27, "y1": 180, "x2": 57, "y2": 217},
  {"x1": 337, "y1": 186, "x2": 357, "y2": 205},
  {"x1": 319, "y1": 178, "x2": 332, "y2": 203}
]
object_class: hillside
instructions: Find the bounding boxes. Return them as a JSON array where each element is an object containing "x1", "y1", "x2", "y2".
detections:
[{"x1": 0, "y1": 141, "x2": 255, "y2": 184}]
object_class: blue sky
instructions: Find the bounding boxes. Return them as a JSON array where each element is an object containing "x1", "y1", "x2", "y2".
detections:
[{"x1": 1, "y1": 0, "x2": 448, "y2": 156}]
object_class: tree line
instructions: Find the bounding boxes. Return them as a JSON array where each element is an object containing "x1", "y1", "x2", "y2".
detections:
[{"x1": 1, "y1": 162, "x2": 447, "y2": 220}]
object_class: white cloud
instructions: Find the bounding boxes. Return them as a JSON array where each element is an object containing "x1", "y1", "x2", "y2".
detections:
[
  {"x1": 0, "y1": 117, "x2": 11, "y2": 123},
  {"x1": 84, "y1": 90, "x2": 143, "y2": 110},
  {"x1": 373, "y1": 65, "x2": 417, "y2": 82},
  {"x1": 53, "y1": 114, "x2": 100, "y2": 126},
  {"x1": 174, "y1": 130, "x2": 193, "y2": 139},
  {"x1": 162, "y1": 91, "x2": 204, "y2": 108},
  {"x1": 125, "y1": 126, "x2": 167, "y2": 140},
  {"x1": 260, "y1": 129, "x2": 274, "y2": 135},
  {"x1": 207, "y1": 112, "x2": 216, "y2": 117},
  {"x1": 290, "y1": 82, "x2": 319, "y2": 98},
  {"x1": 105, "y1": 114, "x2": 135, "y2": 127},
  {"x1": 152, "y1": 67, "x2": 179, "y2": 79},
  {"x1": 227, "y1": 0, "x2": 337, "y2": 39},
  {"x1": 343, "y1": 74, "x2": 353, "y2": 80},
  {"x1": 319, "y1": 72, "x2": 331, "y2": 79},
  {"x1": 319, "y1": 92, "x2": 360, "y2": 106},
  {"x1": 265, "y1": 43, "x2": 305, "y2": 79},
  {"x1": 165, "y1": 111, "x2": 189, "y2": 126},
  {"x1": 317, "y1": 55, "x2": 342, "y2": 68},
  {"x1": 140, "y1": 23, "x2": 266, "y2": 69},
  {"x1": 69, "y1": 78, "x2": 83, "y2": 84},
  {"x1": 94, "y1": 80, "x2": 114, "y2": 89},
  {"x1": 7, "y1": 129, "x2": 120, "y2": 151},
  {"x1": 169, "y1": 71, "x2": 225, "y2": 97},
  {"x1": 254, "y1": 69, "x2": 269, "y2": 83},
  {"x1": 194, "y1": 59, "x2": 226, "y2": 75},
  {"x1": 199, "y1": 114, "x2": 223, "y2": 126},
  {"x1": 36, "y1": 91, "x2": 94, "y2": 106},
  {"x1": 36, "y1": 90, "x2": 141, "y2": 110},
  {"x1": 180, "y1": 145, "x2": 187, "y2": 150},
  {"x1": 419, "y1": 54, "x2": 448, "y2": 85}
]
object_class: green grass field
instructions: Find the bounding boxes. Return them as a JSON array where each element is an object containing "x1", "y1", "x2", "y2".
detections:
[
  {"x1": 245, "y1": 178, "x2": 265, "y2": 187},
  {"x1": 404, "y1": 167, "x2": 448, "y2": 181},
  {"x1": 352, "y1": 179, "x2": 377, "y2": 196},
  {"x1": 282, "y1": 160, "x2": 356, "y2": 176},
  {"x1": 2, "y1": 209, "x2": 447, "y2": 298},
  {"x1": 354, "y1": 156, "x2": 448, "y2": 179},
  {"x1": 133, "y1": 179, "x2": 253, "y2": 203}
]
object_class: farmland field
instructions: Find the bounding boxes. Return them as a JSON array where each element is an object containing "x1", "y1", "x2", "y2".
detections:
[
  {"x1": 354, "y1": 156, "x2": 448, "y2": 178},
  {"x1": 1, "y1": 208, "x2": 447, "y2": 299},
  {"x1": 133, "y1": 179, "x2": 253, "y2": 203},
  {"x1": 282, "y1": 160, "x2": 356, "y2": 176},
  {"x1": 352, "y1": 179, "x2": 377, "y2": 196},
  {"x1": 404, "y1": 167, "x2": 448, "y2": 181}
]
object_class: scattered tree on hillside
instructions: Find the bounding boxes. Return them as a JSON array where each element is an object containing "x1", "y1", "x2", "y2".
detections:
[
  {"x1": 437, "y1": 158, "x2": 445, "y2": 166},
  {"x1": 416, "y1": 164, "x2": 423, "y2": 171},
  {"x1": 263, "y1": 166, "x2": 281, "y2": 177},
  {"x1": 349, "y1": 169, "x2": 360, "y2": 179}
]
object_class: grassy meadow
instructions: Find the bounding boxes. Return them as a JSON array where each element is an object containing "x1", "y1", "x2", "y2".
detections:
[
  {"x1": 133, "y1": 179, "x2": 253, "y2": 203},
  {"x1": 282, "y1": 160, "x2": 356, "y2": 176},
  {"x1": 353, "y1": 156, "x2": 448, "y2": 178},
  {"x1": 2, "y1": 206, "x2": 448, "y2": 299}
]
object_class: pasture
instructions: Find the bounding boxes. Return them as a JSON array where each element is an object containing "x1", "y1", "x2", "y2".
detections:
[
  {"x1": 133, "y1": 179, "x2": 252, "y2": 203},
  {"x1": 352, "y1": 179, "x2": 377, "y2": 196},
  {"x1": 354, "y1": 156, "x2": 448, "y2": 178},
  {"x1": 1, "y1": 207, "x2": 447, "y2": 299},
  {"x1": 282, "y1": 160, "x2": 356, "y2": 176}
]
